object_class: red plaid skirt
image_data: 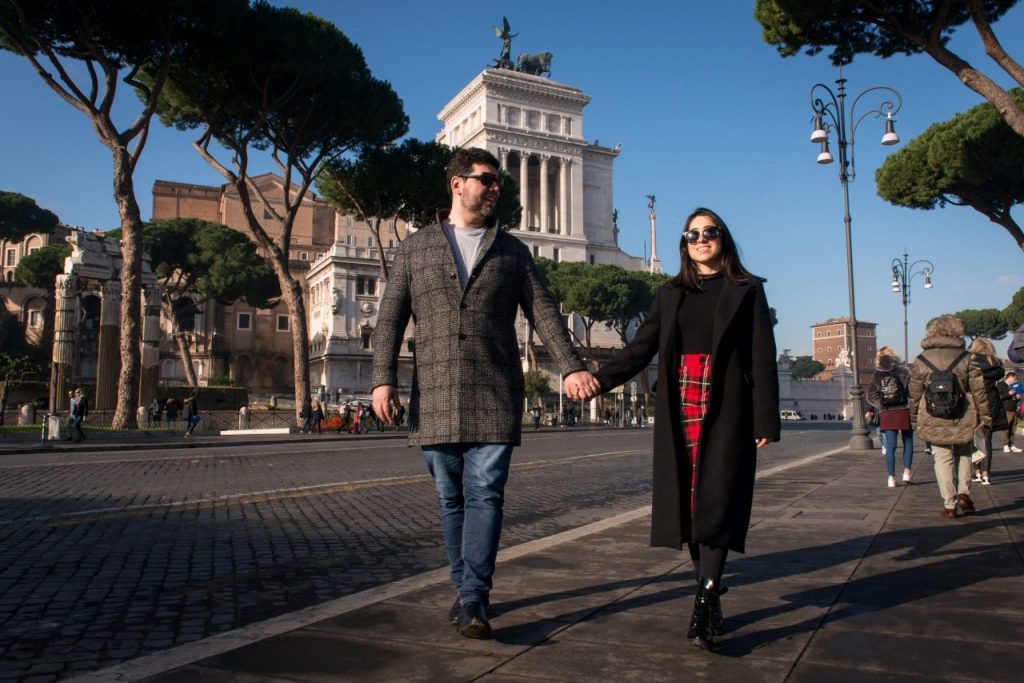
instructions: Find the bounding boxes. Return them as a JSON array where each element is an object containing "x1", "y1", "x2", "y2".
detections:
[{"x1": 679, "y1": 354, "x2": 713, "y2": 513}]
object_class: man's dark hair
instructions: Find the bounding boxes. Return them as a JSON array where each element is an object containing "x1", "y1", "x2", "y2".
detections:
[{"x1": 446, "y1": 147, "x2": 501, "y2": 197}]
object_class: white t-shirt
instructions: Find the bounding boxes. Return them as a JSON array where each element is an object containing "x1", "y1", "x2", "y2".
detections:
[{"x1": 442, "y1": 220, "x2": 488, "y2": 288}]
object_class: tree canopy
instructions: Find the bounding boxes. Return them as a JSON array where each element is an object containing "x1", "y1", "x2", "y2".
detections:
[
  {"x1": 755, "y1": 0, "x2": 1024, "y2": 139},
  {"x1": 876, "y1": 88, "x2": 1024, "y2": 250},
  {"x1": 790, "y1": 356, "x2": 826, "y2": 379},
  {"x1": 1004, "y1": 287, "x2": 1024, "y2": 328},
  {"x1": 13, "y1": 243, "x2": 70, "y2": 290},
  {"x1": 954, "y1": 308, "x2": 1008, "y2": 341},
  {"x1": 0, "y1": 191, "x2": 59, "y2": 242},
  {"x1": 1, "y1": 0, "x2": 244, "y2": 428},
  {"x1": 150, "y1": 0, "x2": 408, "y2": 417}
]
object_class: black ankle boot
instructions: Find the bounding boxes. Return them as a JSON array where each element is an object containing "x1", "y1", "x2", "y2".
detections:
[
  {"x1": 687, "y1": 577, "x2": 721, "y2": 651},
  {"x1": 695, "y1": 577, "x2": 728, "y2": 634}
]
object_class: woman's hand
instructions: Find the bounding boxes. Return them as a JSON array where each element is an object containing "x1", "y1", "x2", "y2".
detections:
[{"x1": 755, "y1": 438, "x2": 770, "y2": 449}]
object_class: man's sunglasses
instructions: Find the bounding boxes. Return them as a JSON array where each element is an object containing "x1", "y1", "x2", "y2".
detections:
[
  {"x1": 683, "y1": 226, "x2": 722, "y2": 244},
  {"x1": 459, "y1": 172, "x2": 503, "y2": 188}
]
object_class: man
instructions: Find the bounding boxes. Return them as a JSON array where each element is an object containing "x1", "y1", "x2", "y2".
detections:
[
  {"x1": 372, "y1": 147, "x2": 600, "y2": 639},
  {"x1": 64, "y1": 390, "x2": 76, "y2": 441},
  {"x1": 71, "y1": 388, "x2": 88, "y2": 443},
  {"x1": 908, "y1": 315, "x2": 990, "y2": 518}
]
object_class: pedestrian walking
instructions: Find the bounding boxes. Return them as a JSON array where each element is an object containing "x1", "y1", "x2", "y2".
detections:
[
  {"x1": 908, "y1": 315, "x2": 991, "y2": 518},
  {"x1": 371, "y1": 147, "x2": 599, "y2": 640},
  {"x1": 865, "y1": 346, "x2": 914, "y2": 487},
  {"x1": 336, "y1": 400, "x2": 351, "y2": 433},
  {"x1": 593, "y1": 207, "x2": 780, "y2": 652},
  {"x1": 309, "y1": 399, "x2": 324, "y2": 434},
  {"x1": 968, "y1": 338, "x2": 1008, "y2": 485},
  {"x1": 184, "y1": 394, "x2": 200, "y2": 437},
  {"x1": 149, "y1": 398, "x2": 162, "y2": 426},
  {"x1": 64, "y1": 390, "x2": 76, "y2": 441},
  {"x1": 164, "y1": 397, "x2": 179, "y2": 425},
  {"x1": 999, "y1": 370, "x2": 1022, "y2": 453},
  {"x1": 72, "y1": 388, "x2": 89, "y2": 442},
  {"x1": 531, "y1": 404, "x2": 543, "y2": 430}
]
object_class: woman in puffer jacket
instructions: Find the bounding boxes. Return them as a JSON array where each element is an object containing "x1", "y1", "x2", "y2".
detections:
[
  {"x1": 866, "y1": 346, "x2": 914, "y2": 488},
  {"x1": 968, "y1": 338, "x2": 1009, "y2": 485}
]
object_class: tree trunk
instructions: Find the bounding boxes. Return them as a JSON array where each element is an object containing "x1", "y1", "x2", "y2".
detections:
[
  {"x1": 271, "y1": 260, "x2": 311, "y2": 425},
  {"x1": 369, "y1": 216, "x2": 390, "y2": 282},
  {"x1": 921, "y1": 41, "x2": 1024, "y2": 139},
  {"x1": 165, "y1": 302, "x2": 199, "y2": 388},
  {"x1": 110, "y1": 147, "x2": 144, "y2": 429}
]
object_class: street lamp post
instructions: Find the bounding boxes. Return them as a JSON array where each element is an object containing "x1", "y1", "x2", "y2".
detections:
[
  {"x1": 890, "y1": 251, "x2": 934, "y2": 362},
  {"x1": 808, "y1": 72, "x2": 902, "y2": 451}
]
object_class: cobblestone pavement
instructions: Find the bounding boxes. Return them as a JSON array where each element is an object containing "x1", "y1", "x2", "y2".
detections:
[
  {"x1": 0, "y1": 426, "x2": 848, "y2": 681},
  {"x1": 0, "y1": 431, "x2": 658, "y2": 681}
]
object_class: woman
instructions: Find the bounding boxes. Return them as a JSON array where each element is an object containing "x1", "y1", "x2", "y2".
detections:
[
  {"x1": 969, "y1": 338, "x2": 1008, "y2": 484},
  {"x1": 184, "y1": 394, "x2": 200, "y2": 437},
  {"x1": 310, "y1": 399, "x2": 324, "y2": 434},
  {"x1": 865, "y1": 346, "x2": 914, "y2": 488},
  {"x1": 595, "y1": 208, "x2": 780, "y2": 652}
]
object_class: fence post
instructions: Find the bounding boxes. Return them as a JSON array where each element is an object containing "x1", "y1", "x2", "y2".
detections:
[
  {"x1": 239, "y1": 406, "x2": 250, "y2": 430},
  {"x1": 18, "y1": 404, "x2": 35, "y2": 426},
  {"x1": 136, "y1": 406, "x2": 149, "y2": 429}
]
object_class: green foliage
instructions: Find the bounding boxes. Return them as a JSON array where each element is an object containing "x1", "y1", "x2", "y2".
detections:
[
  {"x1": 876, "y1": 89, "x2": 1024, "y2": 245},
  {"x1": 0, "y1": 191, "x2": 59, "y2": 242},
  {"x1": 769, "y1": 306, "x2": 779, "y2": 327},
  {"x1": 112, "y1": 218, "x2": 279, "y2": 308},
  {"x1": 523, "y1": 369, "x2": 550, "y2": 400},
  {"x1": 790, "y1": 356, "x2": 826, "y2": 379},
  {"x1": 955, "y1": 308, "x2": 1008, "y2": 341},
  {"x1": 153, "y1": 1, "x2": 408, "y2": 180},
  {"x1": 1004, "y1": 288, "x2": 1024, "y2": 329},
  {"x1": 13, "y1": 243, "x2": 70, "y2": 290},
  {"x1": 754, "y1": 0, "x2": 1017, "y2": 66}
]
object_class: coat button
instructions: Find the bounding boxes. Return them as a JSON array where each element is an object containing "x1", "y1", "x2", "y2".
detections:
[
  {"x1": 460, "y1": 302, "x2": 467, "y2": 309},
  {"x1": 450, "y1": 272, "x2": 457, "y2": 279},
  {"x1": 458, "y1": 333, "x2": 467, "y2": 340}
]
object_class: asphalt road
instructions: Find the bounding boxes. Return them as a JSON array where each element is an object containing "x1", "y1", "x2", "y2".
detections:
[{"x1": 0, "y1": 423, "x2": 850, "y2": 681}]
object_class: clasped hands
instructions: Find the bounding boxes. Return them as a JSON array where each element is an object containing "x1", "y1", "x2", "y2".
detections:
[{"x1": 565, "y1": 370, "x2": 601, "y2": 402}]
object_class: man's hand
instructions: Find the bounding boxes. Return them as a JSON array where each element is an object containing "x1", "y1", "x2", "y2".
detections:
[
  {"x1": 565, "y1": 370, "x2": 601, "y2": 401},
  {"x1": 373, "y1": 385, "x2": 399, "y2": 425}
]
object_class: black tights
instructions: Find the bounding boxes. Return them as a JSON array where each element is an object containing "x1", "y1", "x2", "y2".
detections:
[{"x1": 687, "y1": 543, "x2": 728, "y2": 585}]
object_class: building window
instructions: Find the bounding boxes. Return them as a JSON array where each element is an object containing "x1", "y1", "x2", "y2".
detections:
[
  {"x1": 356, "y1": 276, "x2": 376, "y2": 296},
  {"x1": 277, "y1": 315, "x2": 289, "y2": 332},
  {"x1": 4, "y1": 249, "x2": 14, "y2": 266},
  {"x1": 553, "y1": 248, "x2": 561, "y2": 263},
  {"x1": 237, "y1": 312, "x2": 251, "y2": 330},
  {"x1": 589, "y1": 255, "x2": 595, "y2": 265},
  {"x1": 533, "y1": 245, "x2": 540, "y2": 258},
  {"x1": 388, "y1": 239, "x2": 395, "y2": 248},
  {"x1": 367, "y1": 236, "x2": 375, "y2": 247},
  {"x1": 28, "y1": 310, "x2": 41, "y2": 327},
  {"x1": 299, "y1": 251, "x2": 308, "y2": 261},
  {"x1": 361, "y1": 327, "x2": 372, "y2": 349}
]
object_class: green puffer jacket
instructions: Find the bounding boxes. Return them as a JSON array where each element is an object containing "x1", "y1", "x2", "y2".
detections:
[{"x1": 908, "y1": 335, "x2": 991, "y2": 445}]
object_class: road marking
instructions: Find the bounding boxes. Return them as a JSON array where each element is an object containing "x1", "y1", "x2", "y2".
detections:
[{"x1": 1, "y1": 449, "x2": 647, "y2": 527}]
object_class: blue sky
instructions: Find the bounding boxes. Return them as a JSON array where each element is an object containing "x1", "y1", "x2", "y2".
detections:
[{"x1": 2, "y1": 1, "x2": 1022, "y2": 358}]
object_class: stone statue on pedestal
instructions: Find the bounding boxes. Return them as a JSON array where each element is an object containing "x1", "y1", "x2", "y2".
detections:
[{"x1": 492, "y1": 17, "x2": 517, "y2": 70}]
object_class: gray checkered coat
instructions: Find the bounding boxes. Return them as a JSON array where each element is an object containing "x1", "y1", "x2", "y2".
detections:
[{"x1": 371, "y1": 221, "x2": 585, "y2": 447}]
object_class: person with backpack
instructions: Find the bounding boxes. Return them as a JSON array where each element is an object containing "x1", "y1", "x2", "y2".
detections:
[
  {"x1": 866, "y1": 346, "x2": 913, "y2": 488},
  {"x1": 908, "y1": 316, "x2": 991, "y2": 519},
  {"x1": 967, "y1": 339, "x2": 1008, "y2": 485}
]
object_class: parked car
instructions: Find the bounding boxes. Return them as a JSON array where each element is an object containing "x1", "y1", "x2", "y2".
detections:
[{"x1": 780, "y1": 409, "x2": 805, "y2": 421}]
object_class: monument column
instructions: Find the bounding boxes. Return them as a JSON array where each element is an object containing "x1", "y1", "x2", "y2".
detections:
[
  {"x1": 139, "y1": 284, "x2": 162, "y2": 407},
  {"x1": 95, "y1": 280, "x2": 122, "y2": 410},
  {"x1": 49, "y1": 273, "x2": 77, "y2": 413},
  {"x1": 559, "y1": 158, "x2": 571, "y2": 235},
  {"x1": 519, "y1": 151, "x2": 530, "y2": 231},
  {"x1": 498, "y1": 147, "x2": 509, "y2": 171},
  {"x1": 539, "y1": 155, "x2": 550, "y2": 233}
]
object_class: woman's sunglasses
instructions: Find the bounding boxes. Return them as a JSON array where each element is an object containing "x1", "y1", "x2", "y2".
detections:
[{"x1": 683, "y1": 226, "x2": 722, "y2": 244}]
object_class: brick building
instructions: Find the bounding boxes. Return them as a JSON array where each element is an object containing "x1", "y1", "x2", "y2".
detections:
[{"x1": 811, "y1": 317, "x2": 878, "y2": 387}]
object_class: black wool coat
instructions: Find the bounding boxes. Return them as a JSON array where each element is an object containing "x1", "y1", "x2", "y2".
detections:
[{"x1": 595, "y1": 279, "x2": 780, "y2": 553}]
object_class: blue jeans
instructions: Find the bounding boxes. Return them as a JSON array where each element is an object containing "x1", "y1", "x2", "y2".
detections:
[
  {"x1": 881, "y1": 429, "x2": 913, "y2": 476},
  {"x1": 422, "y1": 443, "x2": 513, "y2": 606}
]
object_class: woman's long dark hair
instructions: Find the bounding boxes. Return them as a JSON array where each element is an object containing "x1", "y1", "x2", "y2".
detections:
[{"x1": 669, "y1": 207, "x2": 758, "y2": 291}]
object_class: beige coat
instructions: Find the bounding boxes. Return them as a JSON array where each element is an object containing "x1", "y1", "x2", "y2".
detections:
[{"x1": 908, "y1": 335, "x2": 991, "y2": 445}]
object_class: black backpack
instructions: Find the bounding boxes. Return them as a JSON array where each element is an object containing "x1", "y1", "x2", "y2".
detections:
[
  {"x1": 878, "y1": 372, "x2": 906, "y2": 407},
  {"x1": 917, "y1": 351, "x2": 969, "y2": 419}
]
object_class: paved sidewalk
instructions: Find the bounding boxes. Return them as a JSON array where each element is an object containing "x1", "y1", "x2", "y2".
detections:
[{"x1": 68, "y1": 445, "x2": 1024, "y2": 683}]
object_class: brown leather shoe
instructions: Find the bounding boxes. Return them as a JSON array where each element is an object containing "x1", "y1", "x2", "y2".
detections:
[
  {"x1": 956, "y1": 494, "x2": 975, "y2": 515},
  {"x1": 941, "y1": 508, "x2": 957, "y2": 519}
]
